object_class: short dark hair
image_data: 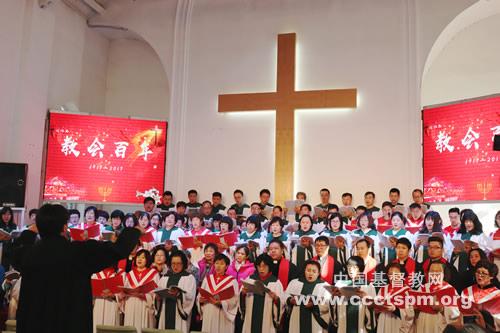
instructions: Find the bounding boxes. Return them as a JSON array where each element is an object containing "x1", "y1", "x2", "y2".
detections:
[
  {"x1": 84, "y1": 206, "x2": 98, "y2": 219},
  {"x1": 36, "y1": 204, "x2": 69, "y2": 238},
  {"x1": 163, "y1": 191, "x2": 173, "y2": 197},
  {"x1": 134, "y1": 249, "x2": 153, "y2": 267},
  {"x1": 204, "y1": 243, "x2": 219, "y2": 254},
  {"x1": 235, "y1": 245, "x2": 250, "y2": 257},
  {"x1": 320, "y1": 188, "x2": 330, "y2": 194},
  {"x1": 409, "y1": 203, "x2": 421, "y2": 210},
  {"x1": 233, "y1": 189, "x2": 243, "y2": 196},
  {"x1": 428, "y1": 236, "x2": 444, "y2": 248},
  {"x1": 68, "y1": 209, "x2": 80, "y2": 218},
  {"x1": 214, "y1": 253, "x2": 230, "y2": 267},
  {"x1": 314, "y1": 236, "x2": 329, "y2": 245},
  {"x1": 327, "y1": 212, "x2": 344, "y2": 231},
  {"x1": 391, "y1": 211, "x2": 407, "y2": 225},
  {"x1": 259, "y1": 189, "x2": 271, "y2": 196},
  {"x1": 300, "y1": 204, "x2": 312, "y2": 212},
  {"x1": 342, "y1": 192, "x2": 352, "y2": 199},
  {"x1": 475, "y1": 260, "x2": 499, "y2": 277},
  {"x1": 97, "y1": 210, "x2": 109, "y2": 220},
  {"x1": 110, "y1": 209, "x2": 125, "y2": 221},
  {"x1": 396, "y1": 237, "x2": 412, "y2": 250},
  {"x1": 381, "y1": 201, "x2": 392, "y2": 209},
  {"x1": 385, "y1": 262, "x2": 407, "y2": 279},
  {"x1": 143, "y1": 197, "x2": 155, "y2": 204},
  {"x1": 355, "y1": 205, "x2": 367, "y2": 212},
  {"x1": 123, "y1": 213, "x2": 138, "y2": 227},
  {"x1": 212, "y1": 192, "x2": 222, "y2": 198},
  {"x1": 254, "y1": 253, "x2": 273, "y2": 269},
  {"x1": 389, "y1": 188, "x2": 400, "y2": 196},
  {"x1": 448, "y1": 207, "x2": 460, "y2": 215},
  {"x1": 346, "y1": 256, "x2": 365, "y2": 272},
  {"x1": 220, "y1": 216, "x2": 233, "y2": 231},
  {"x1": 28, "y1": 208, "x2": 38, "y2": 217},
  {"x1": 167, "y1": 250, "x2": 188, "y2": 271},
  {"x1": 246, "y1": 215, "x2": 262, "y2": 231},
  {"x1": 304, "y1": 259, "x2": 321, "y2": 273},
  {"x1": 188, "y1": 189, "x2": 198, "y2": 196},
  {"x1": 268, "y1": 217, "x2": 284, "y2": 232},
  {"x1": 176, "y1": 201, "x2": 187, "y2": 208},
  {"x1": 364, "y1": 191, "x2": 375, "y2": 198},
  {"x1": 296, "y1": 191, "x2": 307, "y2": 200}
]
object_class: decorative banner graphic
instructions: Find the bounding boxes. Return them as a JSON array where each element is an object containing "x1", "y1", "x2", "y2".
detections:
[
  {"x1": 44, "y1": 112, "x2": 167, "y2": 204},
  {"x1": 423, "y1": 95, "x2": 500, "y2": 202}
]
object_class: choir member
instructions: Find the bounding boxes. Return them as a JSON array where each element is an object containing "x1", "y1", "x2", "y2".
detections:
[
  {"x1": 239, "y1": 215, "x2": 265, "y2": 260},
  {"x1": 157, "y1": 190, "x2": 175, "y2": 212},
  {"x1": 230, "y1": 189, "x2": 250, "y2": 215},
  {"x1": 322, "y1": 212, "x2": 350, "y2": 268},
  {"x1": 375, "y1": 201, "x2": 393, "y2": 232},
  {"x1": 92, "y1": 266, "x2": 122, "y2": 328},
  {"x1": 122, "y1": 249, "x2": 159, "y2": 331},
  {"x1": 187, "y1": 189, "x2": 202, "y2": 209},
  {"x1": 259, "y1": 188, "x2": 274, "y2": 209},
  {"x1": 491, "y1": 210, "x2": 500, "y2": 280},
  {"x1": 151, "y1": 247, "x2": 169, "y2": 276},
  {"x1": 124, "y1": 213, "x2": 139, "y2": 228},
  {"x1": 68, "y1": 209, "x2": 81, "y2": 228},
  {"x1": 291, "y1": 215, "x2": 317, "y2": 271},
  {"x1": 149, "y1": 213, "x2": 162, "y2": 237},
  {"x1": 184, "y1": 215, "x2": 210, "y2": 266},
  {"x1": 286, "y1": 260, "x2": 331, "y2": 333},
  {"x1": 227, "y1": 245, "x2": 255, "y2": 286},
  {"x1": 461, "y1": 248, "x2": 500, "y2": 289},
  {"x1": 268, "y1": 240, "x2": 298, "y2": 290},
  {"x1": 453, "y1": 209, "x2": 491, "y2": 252},
  {"x1": 198, "y1": 253, "x2": 239, "y2": 333},
  {"x1": 96, "y1": 210, "x2": 109, "y2": 227},
  {"x1": 364, "y1": 191, "x2": 380, "y2": 214},
  {"x1": 333, "y1": 256, "x2": 377, "y2": 333},
  {"x1": 315, "y1": 188, "x2": 336, "y2": 223},
  {"x1": 443, "y1": 207, "x2": 461, "y2": 237},
  {"x1": 240, "y1": 254, "x2": 284, "y2": 333},
  {"x1": 388, "y1": 188, "x2": 404, "y2": 208},
  {"x1": 460, "y1": 260, "x2": 500, "y2": 332},
  {"x1": 352, "y1": 213, "x2": 379, "y2": 249},
  {"x1": 266, "y1": 216, "x2": 288, "y2": 243},
  {"x1": 374, "y1": 263, "x2": 414, "y2": 333},
  {"x1": 198, "y1": 243, "x2": 219, "y2": 286},
  {"x1": 143, "y1": 197, "x2": 156, "y2": 215},
  {"x1": 138, "y1": 212, "x2": 155, "y2": 250},
  {"x1": 211, "y1": 192, "x2": 226, "y2": 215},
  {"x1": 158, "y1": 212, "x2": 185, "y2": 244},
  {"x1": 393, "y1": 238, "x2": 416, "y2": 279},
  {"x1": 407, "y1": 203, "x2": 424, "y2": 228},
  {"x1": 157, "y1": 250, "x2": 197, "y2": 333},
  {"x1": 355, "y1": 238, "x2": 377, "y2": 282},
  {"x1": 106, "y1": 210, "x2": 124, "y2": 235},
  {"x1": 312, "y1": 236, "x2": 342, "y2": 284},
  {"x1": 414, "y1": 261, "x2": 460, "y2": 333},
  {"x1": 414, "y1": 211, "x2": 451, "y2": 265}
]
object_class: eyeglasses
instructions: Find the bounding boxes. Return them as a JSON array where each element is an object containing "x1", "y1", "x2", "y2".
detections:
[{"x1": 475, "y1": 270, "x2": 490, "y2": 277}]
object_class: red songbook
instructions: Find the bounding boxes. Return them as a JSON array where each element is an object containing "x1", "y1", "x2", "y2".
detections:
[
  {"x1": 91, "y1": 275, "x2": 123, "y2": 297},
  {"x1": 405, "y1": 227, "x2": 420, "y2": 234},
  {"x1": 205, "y1": 232, "x2": 238, "y2": 247},
  {"x1": 178, "y1": 235, "x2": 207, "y2": 249},
  {"x1": 70, "y1": 224, "x2": 100, "y2": 241},
  {"x1": 198, "y1": 286, "x2": 235, "y2": 301},
  {"x1": 409, "y1": 287, "x2": 456, "y2": 314},
  {"x1": 120, "y1": 280, "x2": 158, "y2": 296},
  {"x1": 140, "y1": 232, "x2": 155, "y2": 243},
  {"x1": 377, "y1": 224, "x2": 392, "y2": 233},
  {"x1": 344, "y1": 224, "x2": 357, "y2": 231}
]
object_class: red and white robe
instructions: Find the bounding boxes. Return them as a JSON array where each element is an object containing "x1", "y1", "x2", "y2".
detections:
[
  {"x1": 376, "y1": 285, "x2": 414, "y2": 333},
  {"x1": 461, "y1": 284, "x2": 500, "y2": 332},
  {"x1": 122, "y1": 267, "x2": 159, "y2": 332},
  {"x1": 197, "y1": 273, "x2": 239, "y2": 333},
  {"x1": 414, "y1": 282, "x2": 460, "y2": 333},
  {"x1": 185, "y1": 228, "x2": 211, "y2": 267},
  {"x1": 92, "y1": 267, "x2": 123, "y2": 330}
]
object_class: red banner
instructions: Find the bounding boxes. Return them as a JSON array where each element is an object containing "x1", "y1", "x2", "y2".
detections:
[
  {"x1": 43, "y1": 112, "x2": 167, "y2": 204},
  {"x1": 423, "y1": 95, "x2": 500, "y2": 202}
]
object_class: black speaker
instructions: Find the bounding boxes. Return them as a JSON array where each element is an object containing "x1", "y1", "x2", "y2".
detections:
[
  {"x1": 494, "y1": 135, "x2": 500, "y2": 151},
  {"x1": 0, "y1": 163, "x2": 27, "y2": 207}
]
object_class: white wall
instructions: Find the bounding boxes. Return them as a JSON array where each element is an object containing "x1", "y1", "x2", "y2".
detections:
[
  {"x1": 421, "y1": 12, "x2": 500, "y2": 234},
  {"x1": 104, "y1": 38, "x2": 170, "y2": 119},
  {"x1": 0, "y1": 0, "x2": 109, "y2": 212}
]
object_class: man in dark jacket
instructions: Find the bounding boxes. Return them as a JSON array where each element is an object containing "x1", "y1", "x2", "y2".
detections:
[{"x1": 16, "y1": 204, "x2": 141, "y2": 333}]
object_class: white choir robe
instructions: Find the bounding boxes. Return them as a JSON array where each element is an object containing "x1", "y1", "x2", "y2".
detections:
[
  {"x1": 197, "y1": 274, "x2": 239, "y2": 333},
  {"x1": 334, "y1": 282, "x2": 377, "y2": 333},
  {"x1": 453, "y1": 232, "x2": 492, "y2": 253},
  {"x1": 122, "y1": 268, "x2": 160, "y2": 332},
  {"x1": 414, "y1": 283, "x2": 460, "y2": 333},
  {"x1": 157, "y1": 273, "x2": 197, "y2": 333},
  {"x1": 92, "y1": 269, "x2": 122, "y2": 330},
  {"x1": 285, "y1": 278, "x2": 331, "y2": 333},
  {"x1": 185, "y1": 228, "x2": 211, "y2": 268},
  {"x1": 375, "y1": 285, "x2": 414, "y2": 333},
  {"x1": 490, "y1": 229, "x2": 500, "y2": 279},
  {"x1": 461, "y1": 284, "x2": 500, "y2": 332},
  {"x1": 240, "y1": 277, "x2": 285, "y2": 333}
]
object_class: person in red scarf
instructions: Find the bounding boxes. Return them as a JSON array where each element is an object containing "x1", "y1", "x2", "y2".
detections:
[
  {"x1": 312, "y1": 236, "x2": 342, "y2": 284},
  {"x1": 267, "y1": 240, "x2": 298, "y2": 290},
  {"x1": 198, "y1": 253, "x2": 239, "y2": 333},
  {"x1": 393, "y1": 238, "x2": 415, "y2": 284}
]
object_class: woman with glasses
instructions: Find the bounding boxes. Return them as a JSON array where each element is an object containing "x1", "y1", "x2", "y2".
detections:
[{"x1": 156, "y1": 250, "x2": 196, "y2": 333}]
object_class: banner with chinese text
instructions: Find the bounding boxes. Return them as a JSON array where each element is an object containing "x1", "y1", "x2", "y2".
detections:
[
  {"x1": 44, "y1": 112, "x2": 167, "y2": 204},
  {"x1": 423, "y1": 95, "x2": 500, "y2": 202}
]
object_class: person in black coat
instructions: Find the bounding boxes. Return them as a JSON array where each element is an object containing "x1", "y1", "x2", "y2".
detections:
[{"x1": 15, "y1": 204, "x2": 141, "y2": 333}]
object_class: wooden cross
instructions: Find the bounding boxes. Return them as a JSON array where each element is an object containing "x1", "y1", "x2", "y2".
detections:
[{"x1": 218, "y1": 33, "x2": 357, "y2": 205}]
